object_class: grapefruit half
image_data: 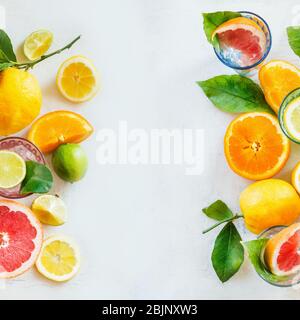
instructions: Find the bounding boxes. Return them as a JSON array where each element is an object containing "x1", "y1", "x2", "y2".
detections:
[
  {"x1": 212, "y1": 17, "x2": 266, "y2": 66},
  {"x1": 264, "y1": 223, "x2": 300, "y2": 276},
  {"x1": 0, "y1": 200, "x2": 43, "y2": 278}
]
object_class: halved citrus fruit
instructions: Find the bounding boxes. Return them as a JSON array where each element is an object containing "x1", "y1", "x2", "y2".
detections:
[
  {"x1": 56, "y1": 55, "x2": 100, "y2": 103},
  {"x1": 0, "y1": 200, "x2": 43, "y2": 278},
  {"x1": 32, "y1": 195, "x2": 67, "y2": 226},
  {"x1": 24, "y1": 30, "x2": 53, "y2": 61},
  {"x1": 27, "y1": 110, "x2": 93, "y2": 153},
  {"x1": 259, "y1": 60, "x2": 300, "y2": 113},
  {"x1": 36, "y1": 235, "x2": 80, "y2": 282},
  {"x1": 212, "y1": 17, "x2": 266, "y2": 66},
  {"x1": 264, "y1": 223, "x2": 300, "y2": 276},
  {"x1": 224, "y1": 112, "x2": 290, "y2": 180},
  {"x1": 0, "y1": 151, "x2": 26, "y2": 189}
]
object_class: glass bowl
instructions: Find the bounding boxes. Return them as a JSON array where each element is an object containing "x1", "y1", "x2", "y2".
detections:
[
  {"x1": 0, "y1": 137, "x2": 45, "y2": 199},
  {"x1": 213, "y1": 11, "x2": 272, "y2": 75},
  {"x1": 257, "y1": 225, "x2": 300, "y2": 287},
  {"x1": 278, "y1": 87, "x2": 300, "y2": 144}
]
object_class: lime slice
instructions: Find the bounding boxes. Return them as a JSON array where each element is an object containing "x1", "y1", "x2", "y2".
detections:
[
  {"x1": 24, "y1": 30, "x2": 53, "y2": 61},
  {"x1": 0, "y1": 151, "x2": 26, "y2": 188},
  {"x1": 36, "y1": 235, "x2": 80, "y2": 282},
  {"x1": 279, "y1": 88, "x2": 300, "y2": 143},
  {"x1": 32, "y1": 195, "x2": 67, "y2": 226}
]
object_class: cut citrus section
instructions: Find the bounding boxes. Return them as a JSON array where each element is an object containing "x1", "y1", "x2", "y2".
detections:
[
  {"x1": 292, "y1": 162, "x2": 300, "y2": 194},
  {"x1": 259, "y1": 60, "x2": 300, "y2": 113},
  {"x1": 212, "y1": 17, "x2": 266, "y2": 66},
  {"x1": 0, "y1": 200, "x2": 43, "y2": 278},
  {"x1": 56, "y1": 55, "x2": 100, "y2": 103},
  {"x1": 264, "y1": 223, "x2": 300, "y2": 276},
  {"x1": 24, "y1": 30, "x2": 53, "y2": 61},
  {"x1": 27, "y1": 110, "x2": 93, "y2": 153},
  {"x1": 32, "y1": 195, "x2": 67, "y2": 226},
  {"x1": 0, "y1": 151, "x2": 26, "y2": 189},
  {"x1": 224, "y1": 112, "x2": 290, "y2": 180},
  {"x1": 36, "y1": 235, "x2": 80, "y2": 282}
]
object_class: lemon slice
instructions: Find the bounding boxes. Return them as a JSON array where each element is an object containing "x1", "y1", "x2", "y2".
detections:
[
  {"x1": 36, "y1": 235, "x2": 80, "y2": 282},
  {"x1": 56, "y1": 55, "x2": 100, "y2": 103},
  {"x1": 24, "y1": 30, "x2": 53, "y2": 61},
  {"x1": 0, "y1": 151, "x2": 26, "y2": 188},
  {"x1": 281, "y1": 96, "x2": 300, "y2": 142},
  {"x1": 32, "y1": 195, "x2": 67, "y2": 226}
]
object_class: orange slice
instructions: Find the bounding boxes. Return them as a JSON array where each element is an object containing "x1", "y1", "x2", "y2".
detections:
[
  {"x1": 27, "y1": 111, "x2": 93, "y2": 153},
  {"x1": 264, "y1": 223, "x2": 300, "y2": 276},
  {"x1": 224, "y1": 112, "x2": 290, "y2": 180},
  {"x1": 56, "y1": 56, "x2": 100, "y2": 103},
  {"x1": 259, "y1": 60, "x2": 300, "y2": 113}
]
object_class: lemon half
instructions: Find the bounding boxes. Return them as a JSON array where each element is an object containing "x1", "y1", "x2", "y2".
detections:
[
  {"x1": 32, "y1": 195, "x2": 67, "y2": 226},
  {"x1": 24, "y1": 30, "x2": 53, "y2": 61}
]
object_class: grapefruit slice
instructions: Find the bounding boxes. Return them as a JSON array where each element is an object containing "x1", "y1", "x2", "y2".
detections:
[
  {"x1": 212, "y1": 17, "x2": 266, "y2": 66},
  {"x1": 224, "y1": 112, "x2": 290, "y2": 180},
  {"x1": 264, "y1": 223, "x2": 300, "y2": 276},
  {"x1": 0, "y1": 200, "x2": 43, "y2": 278}
]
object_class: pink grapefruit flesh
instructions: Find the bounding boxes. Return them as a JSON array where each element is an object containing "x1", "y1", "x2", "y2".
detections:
[{"x1": 0, "y1": 200, "x2": 43, "y2": 278}]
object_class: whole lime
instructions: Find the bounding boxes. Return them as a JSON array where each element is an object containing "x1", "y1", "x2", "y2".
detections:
[{"x1": 52, "y1": 144, "x2": 88, "y2": 183}]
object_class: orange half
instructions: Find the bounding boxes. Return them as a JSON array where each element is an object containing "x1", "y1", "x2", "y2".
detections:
[
  {"x1": 28, "y1": 110, "x2": 93, "y2": 153},
  {"x1": 259, "y1": 60, "x2": 300, "y2": 113},
  {"x1": 224, "y1": 112, "x2": 290, "y2": 180}
]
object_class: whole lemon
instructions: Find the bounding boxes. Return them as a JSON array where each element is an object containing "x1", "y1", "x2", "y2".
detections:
[
  {"x1": 0, "y1": 68, "x2": 42, "y2": 135},
  {"x1": 240, "y1": 179, "x2": 300, "y2": 234}
]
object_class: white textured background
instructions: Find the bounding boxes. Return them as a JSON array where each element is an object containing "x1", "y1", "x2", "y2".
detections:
[{"x1": 1, "y1": 0, "x2": 300, "y2": 299}]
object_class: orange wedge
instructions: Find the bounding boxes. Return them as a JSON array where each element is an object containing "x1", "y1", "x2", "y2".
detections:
[
  {"x1": 224, "y1": 112, "x2": 290, "y2": 180},
  {"x1": 264, "y1": 223, "x2": 300, "y2": 276},
  {"x1": 259, "y1": 60, "x2": 300, "y2": 113},
  {"x1": 27, "y1": 111, "x2": 93, "y2": 153}
]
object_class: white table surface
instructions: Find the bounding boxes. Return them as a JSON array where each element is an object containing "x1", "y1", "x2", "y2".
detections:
[{"x1": 1, "y1": 0, "x2": 300, "y2": 300}]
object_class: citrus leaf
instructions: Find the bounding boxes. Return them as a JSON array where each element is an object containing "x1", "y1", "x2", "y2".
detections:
[
  {"x1": 203, "y1": 11, "x2": 241, "y2": 44},
  {"x1": 242, "y1": 239, "x2": 288, "y2": 283},
  {"x1": 287, "y1": 26, "x2": 300, "y2": 57},
  {"x1": 202, "y1": 200, "x2": 233, "y2": 221},
  {"x1": 0, "y1": 30, "x2": 16, "y2": 62},
  {"x1": 198, "y1": 75, "x2": 274, "y2": 114},
  {"x1": 211, "y1": 222, "x2": 244, "y2": 282},
  {"x1": 0, "y1": 61, "x2": 13, "y2": 71},
  {"x1": 20, "y1": 161, "x2": 53, "y2": 194}
]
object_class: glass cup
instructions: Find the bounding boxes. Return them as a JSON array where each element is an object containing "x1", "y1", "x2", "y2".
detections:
[
  {"x1": 213, "y1": 11, "x2": 272, "y2": 76},
  {"x1": 257, "y1": 226, "x2": 300, "y2": 287}
]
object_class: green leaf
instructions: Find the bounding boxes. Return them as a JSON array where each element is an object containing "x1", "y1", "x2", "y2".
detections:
[
  {"x1": 211, "y1": 222, "x2": 244, "y2": 282},
  {"x1": 202, "y1": 200, "x2": 233, "y2": 221},
  {"x1": 20, "y1": 161, "x2": 53, "y2": 195},
  {"x1": 203, "y1": 11, "x2": 241, "y2": 44},
  {"x1": 198, "y1": 75, "x2": 274, "y2": 114},
  {"x1": 242, "y1": 239, "x2": 288, "y2": 283},
  {"x1": 0, "y1": 62, "x2": 13, "y2": 71},
  {"x1": 0, "y1": 30, "x2": 16, "y2": 62},
  {"x1": 287, "y1": 26, "x2": 300, "y2": 57}
]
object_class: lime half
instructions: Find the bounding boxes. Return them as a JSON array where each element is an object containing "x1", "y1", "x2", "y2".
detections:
[
  {"x1": 32, "y1": 195, "x2": 67, "y2": 226},
  {"x1": 279, "y1": 88, "x2": 300, "y2": 143},
  {"x1": 0, "y1": 151, "x2": 26, "y2": 188},
  {"x1": 24, "y1": 30, "x2": 53, "y2": 61}
]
